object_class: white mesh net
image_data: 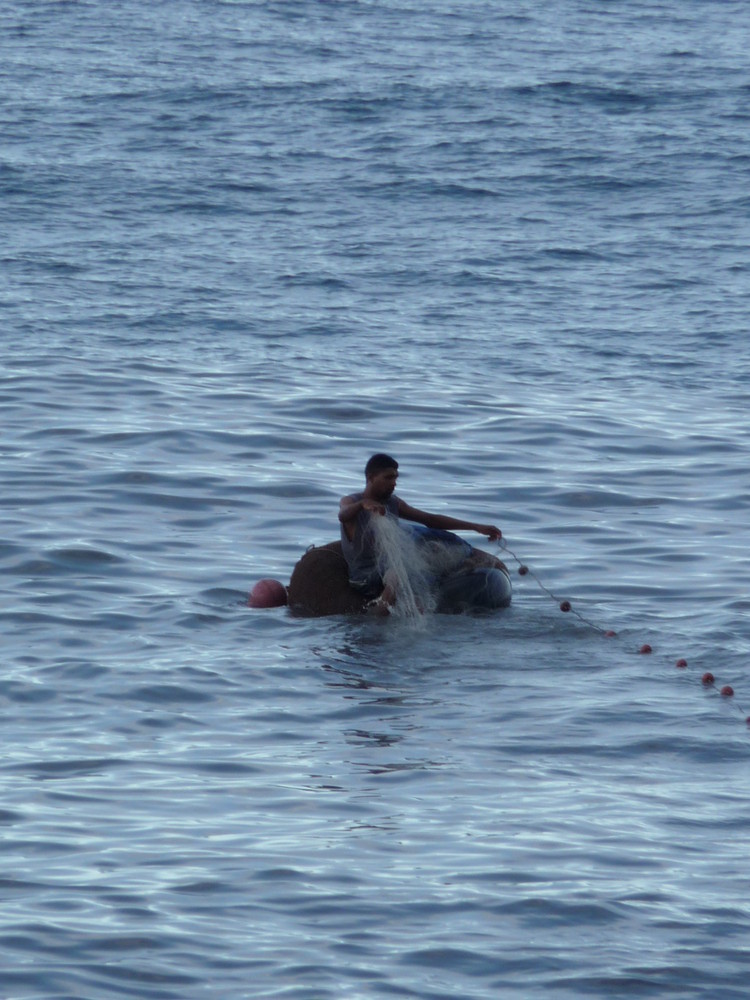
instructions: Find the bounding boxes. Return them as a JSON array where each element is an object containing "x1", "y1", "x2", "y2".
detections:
[{"x1": 370, "y1": 514, "x2": 438, "y2": 620}]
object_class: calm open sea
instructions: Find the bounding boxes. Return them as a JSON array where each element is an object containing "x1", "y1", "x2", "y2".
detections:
[{"x1": 3, "y1": 1, "x2": 750, "y2": 997}]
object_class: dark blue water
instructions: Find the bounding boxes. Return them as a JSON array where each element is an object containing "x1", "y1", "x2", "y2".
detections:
[{"x1": 3, "y1": 2, "x2": 750, "y2": 997}]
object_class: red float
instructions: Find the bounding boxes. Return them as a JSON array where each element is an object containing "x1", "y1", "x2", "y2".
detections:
[{"x1": 248, "y1": 578, "x2": 288, "y2": 608}]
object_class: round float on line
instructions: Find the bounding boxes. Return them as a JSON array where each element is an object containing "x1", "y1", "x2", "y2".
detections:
[{"x1": 248, "y1": 578, "x2": 288, "y2": 608}]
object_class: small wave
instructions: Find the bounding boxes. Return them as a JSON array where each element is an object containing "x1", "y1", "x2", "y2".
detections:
[{"x1": 126, "y1": 684, "x2": 214, "y2": 705}]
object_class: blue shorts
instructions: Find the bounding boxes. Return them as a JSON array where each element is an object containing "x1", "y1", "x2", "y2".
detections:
[{"x1": 404, "y1": 523, "x2": 473, "y2": 557}]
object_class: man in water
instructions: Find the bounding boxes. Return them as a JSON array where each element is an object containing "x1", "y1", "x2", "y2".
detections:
[{"x1": 339, "y1": 453, "x2": 502, "y2": 612}]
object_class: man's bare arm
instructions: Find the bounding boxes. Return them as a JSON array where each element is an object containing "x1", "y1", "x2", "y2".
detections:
[{"x1": 397, "y1": 498, "x2": 501, "y2": 541}]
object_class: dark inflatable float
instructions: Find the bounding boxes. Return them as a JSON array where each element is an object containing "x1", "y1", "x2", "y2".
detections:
[{"x1": 250, "y1": 540, "x2": 512, "y2": 617}]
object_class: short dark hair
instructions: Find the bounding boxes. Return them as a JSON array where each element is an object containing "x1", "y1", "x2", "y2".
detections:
[{"x1": 365, "y1": 453, "x2": 398, "y2": 478}]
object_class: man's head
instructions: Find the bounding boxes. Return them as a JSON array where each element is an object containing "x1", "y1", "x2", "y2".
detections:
[
  {"x1": 365, "y1": 453, "x2": 398, "y2": 479},
  {"x1": 364, "y1": 453, "x2": 399, "y2": 499}
]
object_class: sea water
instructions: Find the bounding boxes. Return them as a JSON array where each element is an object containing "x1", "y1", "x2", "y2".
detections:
[{"x1": 3, "y1": 1, "x2": 750, "y2": 997}]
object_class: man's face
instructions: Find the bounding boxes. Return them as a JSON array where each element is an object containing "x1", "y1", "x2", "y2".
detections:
[{"x1": 368, "y1": 467, "x2": 398, "y2": 499}]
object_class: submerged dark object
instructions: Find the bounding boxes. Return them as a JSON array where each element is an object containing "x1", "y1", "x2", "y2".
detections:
[
  {"x1": 288, "y1": 542, "x2": 367, "y2": 616},
  {"x1": 286, "y1": 541, "x2": 511, "y2": 617}
]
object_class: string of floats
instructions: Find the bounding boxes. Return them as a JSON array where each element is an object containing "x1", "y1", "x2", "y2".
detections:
[{"x1": 496, "y1": 536, "x2": 748, "y2": 726}]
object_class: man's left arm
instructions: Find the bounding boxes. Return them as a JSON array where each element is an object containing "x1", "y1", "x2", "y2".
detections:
[{"x1": 397, "y1": 498, "x2": 501, "y2": 541}]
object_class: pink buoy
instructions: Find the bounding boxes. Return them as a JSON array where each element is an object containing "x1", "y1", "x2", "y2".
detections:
[
  {"x1": 701, "y1": 672, "x2": 715, "y2": 686},
  {"x1": 248, "y1": 578, "x2": 288, "y2": 608},
  {"x1": 639, "y1": 643, "x2": 652, "y2": 655},
  {"x1": 721, "y1": 685, "x2": 734, "y2": 698},
  {"x1": 675, "y1": 658, "x2": 688, "y2": 669}
]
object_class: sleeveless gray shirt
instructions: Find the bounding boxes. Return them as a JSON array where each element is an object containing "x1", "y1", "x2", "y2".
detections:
[{"x1": 340, "y1": 491, "x2": 400, "y2": 588}]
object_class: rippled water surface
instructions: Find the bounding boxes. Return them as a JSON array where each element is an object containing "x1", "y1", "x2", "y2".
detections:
[{"x1": 3, "y1": 1, "x2": 750, "y2": 997}]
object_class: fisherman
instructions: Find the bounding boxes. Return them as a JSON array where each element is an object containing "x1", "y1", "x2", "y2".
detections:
[{"x1": 338, "y1": 453, "x2": 502, "y2": 613}]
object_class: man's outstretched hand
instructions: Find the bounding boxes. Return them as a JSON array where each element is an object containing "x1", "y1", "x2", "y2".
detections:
[{"x1": 477, "y1": 524, "x2": 502, "y2": 542}]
